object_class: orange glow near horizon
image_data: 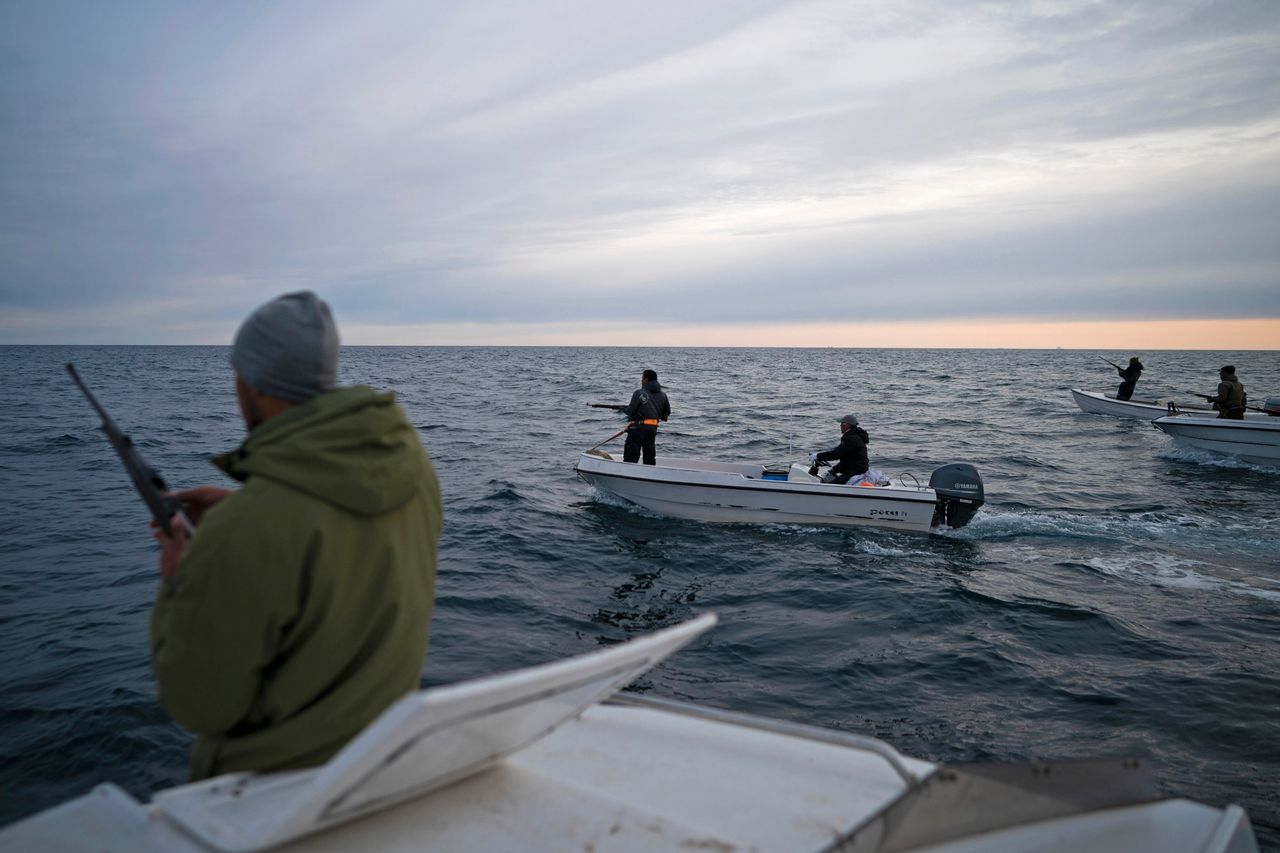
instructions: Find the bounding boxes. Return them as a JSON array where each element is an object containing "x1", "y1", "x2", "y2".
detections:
[{"x1": 342, "y1": 318, "x2": 1280, "y2": 349}]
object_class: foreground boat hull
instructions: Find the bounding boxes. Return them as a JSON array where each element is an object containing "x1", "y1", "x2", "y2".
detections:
[
  {"x1": 0, "y1": 616, "x2": 1257, "y2": 853},
  {"x1": 2, "y1": 696, "x2": 1258, "y2": 853},
  {"x1": 1152, "y1": 417, "x2": 1280, "y2": 467},
  {"x1": 6, "y1": 699, "x2": 1258, "y2": 853},
  {"x1": 575, "y1": 453, "x2": 949, "y2": 533}
]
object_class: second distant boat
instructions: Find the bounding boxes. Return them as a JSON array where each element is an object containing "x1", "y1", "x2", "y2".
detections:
[{"x1": 1071, "y1": 388, "x2": 1225, "y2": 420}]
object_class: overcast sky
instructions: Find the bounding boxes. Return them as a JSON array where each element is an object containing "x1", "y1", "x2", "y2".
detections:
[{"x1": 2, "y1": 0, "x2": 1278, "y2": 346}]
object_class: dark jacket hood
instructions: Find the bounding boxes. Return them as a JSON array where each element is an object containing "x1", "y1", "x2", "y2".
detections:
[{"x1": 214, "y1": 386, "x2": 428, "y2": 516}]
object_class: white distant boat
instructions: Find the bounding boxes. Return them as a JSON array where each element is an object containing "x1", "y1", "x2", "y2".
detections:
[
  {"x1": 1071, "y1": 389, "x2": 1224, "y2": 420},
  {"x1": 1151, "y1": 416, "x2": 1280, "y2": 467},
  {"x1": 0, "y1": 614, "x2": 1259, "y2": 852},
  {"x1": 574, "y1": 452, "x2": 985, "y2": 532}
]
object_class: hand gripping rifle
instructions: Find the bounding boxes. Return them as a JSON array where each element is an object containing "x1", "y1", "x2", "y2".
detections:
[{"x1": 66, "y1": 364, "x2": 194, "y2": 537}]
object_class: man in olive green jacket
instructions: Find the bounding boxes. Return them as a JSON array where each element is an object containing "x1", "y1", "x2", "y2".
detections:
[
  {"x1": 151, "y1": 292, "x2": 442, "y2": 780},
  {"x1": 1208, "y1": 365, "x2": 1247, "y2": 420}
]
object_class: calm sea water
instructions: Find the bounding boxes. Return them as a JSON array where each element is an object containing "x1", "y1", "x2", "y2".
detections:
[{"x1": 1, "y1": 345, "x2": 1278, "y2": 843}]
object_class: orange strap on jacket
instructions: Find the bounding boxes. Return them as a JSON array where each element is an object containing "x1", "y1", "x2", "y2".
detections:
[{"x1": 638, "y1": 419, "x2": 660, "y2": 426}]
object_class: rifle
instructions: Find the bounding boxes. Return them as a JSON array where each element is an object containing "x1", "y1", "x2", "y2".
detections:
[
  {"x1": 1187, "y1": 390, "x2": 1265, "y2": 413},
  {"x1": 66, "y1": 364, "x2": 194, "y2": 537},
  {"x1": 1097, "y1": 356, "x2": 1123, "y2": 370},
  {"x1": 587, "y1": 403, "x2": 628, "y2": 411}
]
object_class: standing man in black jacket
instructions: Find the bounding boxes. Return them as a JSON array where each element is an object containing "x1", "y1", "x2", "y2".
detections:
[
  {"x1": 1115, "y1": 356, "x2": 1144, "y2": 401},
  {"x1": 809, "y1": 413, "x2": 870, "y2": 484},
  {"x1": 623, "y1": 369, "x2": 671, "y2": 464}
]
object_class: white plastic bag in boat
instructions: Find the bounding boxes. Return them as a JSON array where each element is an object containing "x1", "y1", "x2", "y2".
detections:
[{"x1": 847, "y1": 470, "x2": 891, "y2": 487}]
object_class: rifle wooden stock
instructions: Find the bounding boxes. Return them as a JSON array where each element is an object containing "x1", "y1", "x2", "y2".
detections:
[{"x1": 588, "y1": 425, "x2": 631, "y2": 451}]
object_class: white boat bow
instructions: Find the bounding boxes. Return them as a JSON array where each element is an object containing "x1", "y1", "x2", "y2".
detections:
[{"x1": 0, "y1": 615, "x2": 1259, "y2": 852}]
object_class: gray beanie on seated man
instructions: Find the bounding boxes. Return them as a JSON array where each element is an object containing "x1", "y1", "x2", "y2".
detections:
[{"x1": 231, "y1": 291, "x2": 339, "y2": 403}]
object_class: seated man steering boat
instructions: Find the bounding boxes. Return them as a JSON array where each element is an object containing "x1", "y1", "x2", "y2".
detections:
[{"x1": 809, "y1": 413, "x2": 875, "y2": 485}]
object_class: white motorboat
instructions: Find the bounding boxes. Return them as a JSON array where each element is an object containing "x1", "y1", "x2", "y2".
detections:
[
  {"x1": 1151, "y1": 415, "x2": 1280, "y2": 467},
  {"x1": 1071, "y1": 389, "x2": 1223, "y2": 420},
  {"x1": 0, "y1": 614, "x2": 1259, "y2": 852},
  {"x1": 574, "y1": 452, "x2": 984, "y2": 532}
]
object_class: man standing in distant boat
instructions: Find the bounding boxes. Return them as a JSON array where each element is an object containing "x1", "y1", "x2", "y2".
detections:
[
  {"x1": 150, "y1": 291, "x2": 442, "y2": 780},
  {"x1": 623, "y1": 369, "x2": 671, "y2": 465},
  {"x1": 1207, "y1": 365, "x2": 1247, "y2": 419},
  {"x1": 1115, "y1": 356, "x2": 1144, "y2": 401},
  {"x1": 809, "y1": 414, "x2": 870, "y2": 484}
]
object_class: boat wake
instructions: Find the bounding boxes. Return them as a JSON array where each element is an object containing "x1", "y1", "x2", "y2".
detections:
[
  {"x1": 952, "y1": 507, "x2": 1193, "y2": 542},
  {"x1": 849, "y1": 539, "x2": 919, "y2": 558},
  {"x1": 1083, "y1": 553, "x2": 1280, "y2": 603},
  {"x1": 953, "y1": 506, "x2": 1277, "y2": 548},
  {"x1": 949, "y1": 507, "x2": 1279, "y2": 600}
]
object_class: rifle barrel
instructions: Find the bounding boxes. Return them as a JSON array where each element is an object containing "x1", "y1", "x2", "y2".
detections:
[
  {"x1": 67, "y1": 364, "x2": 192, "y2": 536},
  {"x1": 66, "y1": 364, "x2": 116, "y2": 427}
]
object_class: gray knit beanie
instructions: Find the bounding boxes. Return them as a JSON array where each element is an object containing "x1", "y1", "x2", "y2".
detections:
[{"x1": 230, "y1": 291, "x2": 339, "y2": 403}]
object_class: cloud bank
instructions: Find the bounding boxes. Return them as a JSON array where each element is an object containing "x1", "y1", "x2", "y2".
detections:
[{"x1": 2, "y1": 0, "x2": 1278, "y2": 344}]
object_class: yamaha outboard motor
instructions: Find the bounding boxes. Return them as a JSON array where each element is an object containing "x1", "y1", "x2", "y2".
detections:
[{"x1": 929, "y1": 463, "x2": 985, "y2": 529}]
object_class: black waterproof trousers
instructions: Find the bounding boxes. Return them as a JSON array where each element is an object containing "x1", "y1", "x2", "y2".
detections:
[
  {"x1": 623, "y1": 425, "x2": 658, "y2": 464},
  {"x1": 1117, "y1": 380, "x2": 1137, "y2": 401}
]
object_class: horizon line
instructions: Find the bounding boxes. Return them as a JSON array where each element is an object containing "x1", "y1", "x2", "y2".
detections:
[
  {"x1": 6, "y1": 343, "x2": 1278, "y2": 352},
  {"x1": 5, "y1": 317, "x2": 1279, "y2": 350}
]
